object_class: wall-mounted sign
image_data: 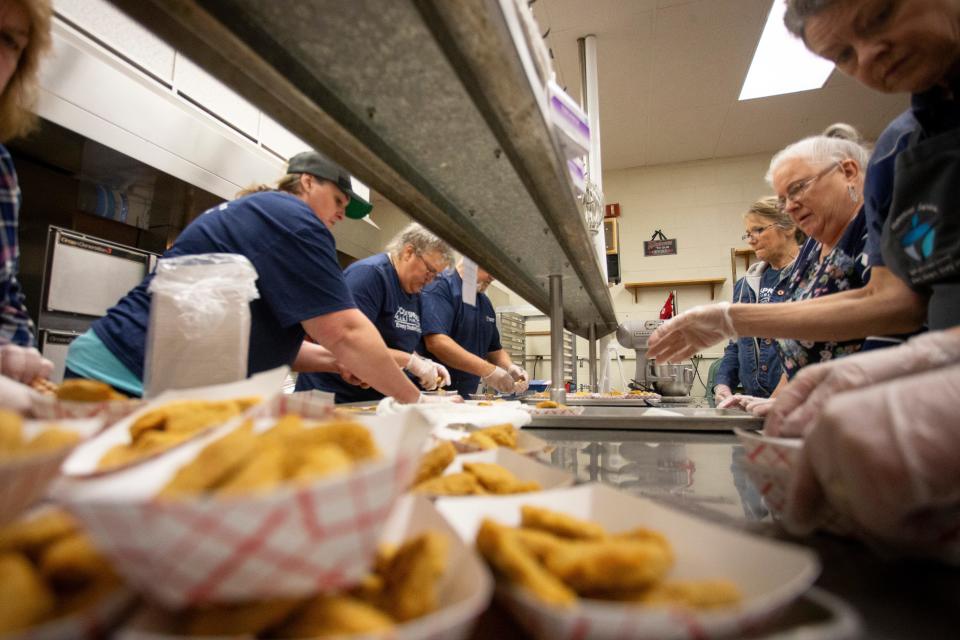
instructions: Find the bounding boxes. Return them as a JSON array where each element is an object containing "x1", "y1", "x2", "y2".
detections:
[
  {"x1": 605, "y1": 202, "x2": 621, "y2": 218},
  {"x1": 643, "y1": 229, "x2": 677, "y2": 256}
]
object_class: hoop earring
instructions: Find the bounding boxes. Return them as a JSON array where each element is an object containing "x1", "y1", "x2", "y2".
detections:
[{"x1": 848, "y1": 185, "x2": 859, "y2": 203}]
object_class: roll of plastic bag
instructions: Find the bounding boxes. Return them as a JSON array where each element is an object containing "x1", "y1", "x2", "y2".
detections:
[{"x1": 144, "y1": 253, "x2": 259, "y2": 397}]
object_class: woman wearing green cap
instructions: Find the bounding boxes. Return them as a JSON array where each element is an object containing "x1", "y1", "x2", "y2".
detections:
[{"x1": 64, "y1": 150, "x2": 421, "y2": 403}]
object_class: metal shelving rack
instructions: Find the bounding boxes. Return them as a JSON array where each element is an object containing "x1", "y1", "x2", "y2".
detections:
[
  {"x1": 496, "y1": 312, "x2": 526, "y2": 370},
  {"x1": 107, "y1": 0, "x2": 616, "y2": 402}
]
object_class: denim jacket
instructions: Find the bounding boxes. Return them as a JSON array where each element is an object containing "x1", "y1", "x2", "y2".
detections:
[{"x1": 715, "y1": 261, "x2": 793, "y2": 397}]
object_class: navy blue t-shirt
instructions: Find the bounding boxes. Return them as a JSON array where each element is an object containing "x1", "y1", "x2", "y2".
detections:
[
  {"x1": 92, "y1": 191, "x2": 355, "y2": 379},
  {"x1": 296, "y1": 253, "x2": 422, "y2": 402},
  {"x1": 419, "y1": 270, "x2": 502, "y2": 397}
]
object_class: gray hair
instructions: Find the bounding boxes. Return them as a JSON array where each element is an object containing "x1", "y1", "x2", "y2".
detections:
[
  {"x1": 386, "y1": 222, "x2": 454, "y2": 266},
  {"x1": 783, "y1": 0, "x2": 843, "y2": 40},
  {"x1": 765, "y1": 123, "x2": 872, "y2": 185}
]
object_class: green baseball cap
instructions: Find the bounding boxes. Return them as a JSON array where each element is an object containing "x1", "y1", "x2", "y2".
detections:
[{"x1": 287, "y1": 150, "x2": 373, "y2": 219}]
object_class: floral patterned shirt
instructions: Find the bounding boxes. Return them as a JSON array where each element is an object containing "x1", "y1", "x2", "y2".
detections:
[{"x1": 776, "y1": 208, "x2": 871, "y2": 378}]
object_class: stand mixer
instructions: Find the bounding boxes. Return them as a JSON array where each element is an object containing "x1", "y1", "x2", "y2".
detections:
[{"x1": 616, "y1": 319, "x2": 695, "y2": 397}]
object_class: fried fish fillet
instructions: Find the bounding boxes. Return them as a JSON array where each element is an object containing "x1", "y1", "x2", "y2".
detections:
[
  {"x1": 413, "y1": 471, "x2": 485, "y2": 496},
  {"x1": 159, "y1": 422, "x2": 259, "y2": 497},
  {"x1": 217, "y1": 444, "x2": 286, "y2": 494},
  {"x1": 478, "y1": 424, "x2": 518, "y2": 448},
  {"x1": 288, "y1": 421, "x2": 380, "y2": 462},
  {"x1": 184, "y1": 598, "x2": 304, "y2": 636},
  {"x1": 412, "y1": 441, "x2": 457, "y2": 485},
  {"x1": 476, "y1": 519, "x2": 576, "y2": 607},
  {"x1": 461, "y1": 432, "x2": 498, "y2": 450},
  {"x1": 463, "y1": 462, "x2": 541, "y2": 494},
  {"x1": 55, "y1": 380, "x2": 125, "y2": 402},
  {"x1": 285, "y1": 443, "x2": 353, "y2": 482},
  {"x1": 542, "y1": 538, "x2": 674, "y2": 593},
  {"x1": 0, "y1": 553, "x2": 56, "y2": 633},
  {"x1": 520, "y1": 505, "x2": 607, "y2": 540},
  {"x1": 273, "y1": 595, "x2": 394, "y2": 637},
  {"x1": 378, "y1": 531, "x2": 448, "y2": 621}
]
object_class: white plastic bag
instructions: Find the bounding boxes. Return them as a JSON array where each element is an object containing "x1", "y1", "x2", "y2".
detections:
[{"x1": 143, "y1": 253, "x2": 259, "y2": 397}]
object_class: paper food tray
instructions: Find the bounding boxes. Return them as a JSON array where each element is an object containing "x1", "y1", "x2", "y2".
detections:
[
  {"x1": 525, "y1": 405, "x2": 585, "y2": 416},
  {"x1": 416, "y1": 448, "x2": 573, "y2": 498},
  {"x1": 378, "y1": 398, "x2": 531, "y2": 430},
  {"x1": 734, "y1": 429, "x2": 854, "y2": 536},
  {"x1": 436, "y1": 484, "x2": 820, "y2": 640},
  {"x1": 0, "y1": 418, "x2": 104, "y2": 526},
  {"x1": 30, "y1": 392, "x2": 145, "y2": 425},
  {"x1": 52, "y1": 399, "x2": 433, "y2": 607},
  {"x1": 115, "y1": 495, "x2": 494, "y2": 640}
]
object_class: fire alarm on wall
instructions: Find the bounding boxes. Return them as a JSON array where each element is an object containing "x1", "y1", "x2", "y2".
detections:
[{"x1": 605, "y1": 202, "x2": 621, "y2": 218}]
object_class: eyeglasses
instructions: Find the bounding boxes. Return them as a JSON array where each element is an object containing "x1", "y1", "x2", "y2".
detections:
[
  {"x1": 741, "y1": 224, "x2": 776, "y2": 241},
  {"x1": 415, "y1": 252, "x2": 443, "y2": 279},
  {"x1": 777, "y1": 163, "x2": 841, "y2": 212}
]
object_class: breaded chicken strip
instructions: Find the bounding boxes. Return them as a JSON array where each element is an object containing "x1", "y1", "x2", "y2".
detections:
[
  {"x1": 378, "y1": 531, "x2": 448, "y2": 621},
  {"x1": 542, "y1": 538, "x2": 673, "y2": 593},
  {"x1": 413, "y1": 472, "x2": 485, "y2": 496},
  {"x1": 520, "y1": 505, "x2": 607, "y2": 540},
  {"x1": 412, "y1": 441, "x2": 457, "y2": 485},
  {"x1": 273, "y1": 595, "x2": 393, "y2": 637},
  {"x1": 159, "y1": 422, "x2": 258, "y2": 497},
  {"x1": 464, "y1": 462, "x2": 541, "y2": 494}
]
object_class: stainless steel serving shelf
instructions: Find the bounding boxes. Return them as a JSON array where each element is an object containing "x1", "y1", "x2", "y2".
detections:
[
  {"x1": 107, "y1": 0, "x2": 618, "y2": 339},
  {"x1": 529, "y1": 406, "x2": 763, "y2": 431}
]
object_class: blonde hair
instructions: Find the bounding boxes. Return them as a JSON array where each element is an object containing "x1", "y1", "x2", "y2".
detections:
[
  {"x1": 0, "y1": 0, "x2": 53, "y2": 142},
  {"x1": 745, "y1": 196, "x2": 806, "y2": 245}
]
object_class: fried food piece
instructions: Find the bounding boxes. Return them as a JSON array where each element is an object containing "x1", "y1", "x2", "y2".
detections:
[
  {"x1": 478, "y1": 424, "x2": 518, "y2": 448},
  {"x1": 535, "y1": 400, "x2": 559, "y2": 409},
  {"x1": 0, "y1": 553, "x2": 56, "y2": 633},
  {"x1": 542, "y1": 538, "x2": 673, "y2": 593},
  {"x1": 98, "y1": 429, "x2": 192, "y2": 469},
  {"x1": 413, "y1": 472, "x2": 485, "y2": 496},
  {"x1": 511, "y1": 527, "x2": 568, "y2": 562},
  {"x1": 0, "y1": 510, "x2": 77, "y2": 556},
  {"x1": 184, "y1": 598, "x2": 303, "y2": 636},
  {"x1": 55, "y1": 379, "x2": 124, "y2": 402},
  {"x1": 288, "y1": 421, "x2": 380, "y2": 462},
  {"x1": 39, "y1": 533, "x2": 115, "y2": 588},
  {"x1": 217, "y1": 444, "x2": 286, "y2": 494},
  {"x1": 461, "y1": 432, "x2": 498, "y2": 450},
  {"x1": 57, "y1": 573, "x2": 122, "y2": 616},
  {"x1": 476, "y1": 519, "x2": 575, "y2": 607},
  {"x1": 0, "y1": 410, "x2": 23, "y2": 452},
  {"x1": 612, "y1": 527, "x2": 675, "y2": 564},
  {"x1": 274, "y1": 595, "x2": 394, "y2": 637},
  {"x1": 128, "y1": 399, "x2": 249, "y2": 442},
  {"x1": 412, "y1": 441, "x2": 456, "y2": 486},
  {"x1": 159, "y1": 422, "x2": 259, "y2": 497},
  {"x1": 596, "y1": 579, "x2": 742, "y2": 609},
  {"x1": 378, "y1": 531, "x2": 448, "y2": 621},
  {"x1": 259, "y1": 414, "x2": 306, "y2": 445},
  {"x1": 463, "y1": 462, "x2": 541, "y2": 494},
  {"x1": 22, "y1": 428, "x2": 81, "y2": 454},
  {"x1": 349, "y1": 573, "x2": 385, "y2": 602},
  {"x1": 520, "y1": 505, "x2": 607, "y2": 540},
  {"x1": 286, "y1": 443, "x2": 352, "y2": 482}
]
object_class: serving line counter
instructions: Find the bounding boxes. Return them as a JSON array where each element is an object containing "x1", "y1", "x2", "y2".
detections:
[{"x1": 510, "y1": 426, "x2": 960, "y2": 640}]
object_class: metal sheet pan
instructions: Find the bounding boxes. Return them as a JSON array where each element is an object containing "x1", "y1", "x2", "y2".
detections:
[
  {"x1": 526, "y1": 396, "x2": 661, "y2": 407},
  {"x1": 528, "y1": 406, "x2": 762, "y2": 431}
]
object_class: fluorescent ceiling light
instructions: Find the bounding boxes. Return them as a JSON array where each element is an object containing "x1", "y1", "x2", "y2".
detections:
[{"x1": 739, "y1": 0, "x2": 835, "y2": 101}]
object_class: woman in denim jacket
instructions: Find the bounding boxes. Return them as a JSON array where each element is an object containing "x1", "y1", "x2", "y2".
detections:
[{"x1": 714, "y1": 197, "x2": 803, "y2": 404}]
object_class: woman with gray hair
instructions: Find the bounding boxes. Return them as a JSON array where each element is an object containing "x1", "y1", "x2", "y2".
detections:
[
  {"x1": 295, "y1": 222, "x2": 455, "y2": 402},
  {"x1": 651, "y1": 125, "x2": 906, "y2": 386},
  {"x1": 713, "y1": 196, "x2": 803, "y2": 405}
]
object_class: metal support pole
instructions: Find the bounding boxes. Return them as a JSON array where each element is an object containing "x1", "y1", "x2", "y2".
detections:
[
  {"x1": 588, "y1": 323, "x2": 597, "y2": 392},
  {"x1": 549, "y1": 274, "x2": 566, "y2": 404}
]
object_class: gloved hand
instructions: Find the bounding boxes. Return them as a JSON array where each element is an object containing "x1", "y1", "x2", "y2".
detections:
[
  {"x1": 0, "y1": 344, "x2": 54, "y2": 385},
  {"x1": 482, "y1": 366, "x2": 517, "y2": 394},
  {"x1": 405, "y1": 352, "x2": 451, "y2": 390},
  {"x1": 647, "y1": 302, "x2": 736, "y2": 363},
  {"x1": 713, "y1": 383, "x2": 733, "y2": 405},
  {"x1": 718, "y1": 393, "x2": 774, "y2": 417},
  {"x1": 507, "y1": 364, "x2": 529, "y2": 393},
  {"x1": 0, "y1": 374, "x2": 33, "y2": 413},
  {"x1": 784, "y1": 363, "x2": 960, "y2": 555},
  {"x1": 766, "y1": 330, "x2": 960, "y2": 437}
]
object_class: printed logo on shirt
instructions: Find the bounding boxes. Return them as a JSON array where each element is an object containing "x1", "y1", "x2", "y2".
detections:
[
  {"x1": 896, "y1": 207, "x2": 937, "y2": 262},
  {"x1": 394, "y1": 307, "x2": 421, "y2": 332},
  {"x1": 758, "y1": 287, "x2": 776, "y2": 304},
  {"x1": 485, "y1": 315, "x2": 496, "y2": 322}
]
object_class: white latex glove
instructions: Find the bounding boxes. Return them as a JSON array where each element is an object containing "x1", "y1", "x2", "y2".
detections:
[
  {"x1": 718, "y1": 393, "x2": 773, "y2": 417},
  {"x1": 405, "y1": 352, "x2": 451, "y2": 390},
  {"x1": 482, "y1": 366, "x2": 517, "y2": 394},
  {"x1": 507, "y1": 364, "x2": 529, "y2": 393},
  {"x1": 647, "y1": 302, "x2": 736, "y2": 363},
  {"x1": 784, "y1": 363, "x2": 960, "y2": 556},
  {"x1": 713, "y1": 384, "x2": 733, "y2": 405},
  {"x1": 0, "y1": 374, "x2": 33, "y2": 413},
  {"x1": 0, "y1": 344, "x2": 54, "y2": 384},
  {"x1": 766, "y1": 330, "x2": 960, "y2": 437}
]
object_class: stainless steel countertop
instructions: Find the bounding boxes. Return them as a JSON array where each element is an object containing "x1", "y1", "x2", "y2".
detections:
[{"x1": 526, "y1": 427, "x2": 959, "y2": 640}]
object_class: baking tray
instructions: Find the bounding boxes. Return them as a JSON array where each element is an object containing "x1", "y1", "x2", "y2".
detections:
[
  {"x1": 526, "y1": 396, "x2": 661, "y2": 407},
  {"x1": 527, "y1": 406, "x2": 763, "y2": 431}
]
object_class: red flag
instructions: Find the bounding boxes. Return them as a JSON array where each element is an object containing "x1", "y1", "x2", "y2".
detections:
[{"x1": 659, "y1": 292, "x2": 675, "y2": 319}]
